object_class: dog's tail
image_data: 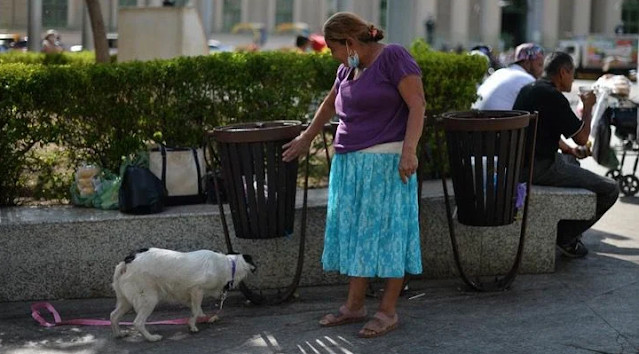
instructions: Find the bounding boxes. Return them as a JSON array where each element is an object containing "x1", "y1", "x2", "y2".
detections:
[{"x1": 112, "y1": 261, "x2": 127, "y2": 294}]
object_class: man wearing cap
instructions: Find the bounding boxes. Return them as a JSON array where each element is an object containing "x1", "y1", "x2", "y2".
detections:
[
  {"x1": 472, "y1": 43, "x2": 545, "y2": 110},
  {"x1": 513, "y1": 51, "x2": 619, "y2": 258},
  {"x1": 42, "y1": 29, "x2": 63, "y2": 54}
]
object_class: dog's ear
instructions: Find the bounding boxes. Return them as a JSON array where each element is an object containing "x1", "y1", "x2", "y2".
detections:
[{"x1": 124, "y1": 247, "x2": 149, "y2": 263}]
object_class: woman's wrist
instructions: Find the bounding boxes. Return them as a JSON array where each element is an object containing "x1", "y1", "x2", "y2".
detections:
[
  {"x1": 299, "y1": 131, "x2": 315, "y2": 144},
  {"x1": 401, "y1": 143, "x2": 417, "y2": 155}
]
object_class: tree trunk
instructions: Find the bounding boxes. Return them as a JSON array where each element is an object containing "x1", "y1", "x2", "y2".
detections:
[{"x1": 85, "y1": 0, "x2": 110, "y2": 63}]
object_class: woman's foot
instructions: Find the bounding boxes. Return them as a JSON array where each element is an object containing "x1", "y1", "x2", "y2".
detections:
[
  {"x1": 319, "y1": 305, "x2": 367, "y2": 327},
  {"x1": 358, "y1": 312, "x2": 398, "y2": 338}
]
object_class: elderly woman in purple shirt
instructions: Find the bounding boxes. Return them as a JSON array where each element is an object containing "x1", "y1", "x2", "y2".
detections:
[{"x1": 282, "y1": 12, "x2": 426, "y2": 338}]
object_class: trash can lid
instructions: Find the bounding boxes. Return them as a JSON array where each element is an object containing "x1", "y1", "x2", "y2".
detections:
[
  {"x1": 442, "y1": 110, "x2": 532, "y2": 132},
  {"x1": 209, "y1": 120, "x2": 302, "y2": 143}
]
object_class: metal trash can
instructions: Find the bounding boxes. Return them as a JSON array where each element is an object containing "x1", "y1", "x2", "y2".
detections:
[
  {"x1": 443, "y1": 110, "x2": 533, "y2": 226},
  {"x1": 437, "y1": 110, "x2": 538, "y2": 291},
  {"x1": 209, "y1": 120, "x2": 302, "y2": 239}
]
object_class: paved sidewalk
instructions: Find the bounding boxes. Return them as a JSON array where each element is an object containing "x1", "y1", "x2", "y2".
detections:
[{"x1": 0, "y1": 191, "x2": 638, "y2": 353}]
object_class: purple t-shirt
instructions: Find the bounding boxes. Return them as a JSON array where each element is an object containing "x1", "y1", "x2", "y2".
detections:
[{"x1": 333, "y1": 44, "x2": 422, "y2": 153}]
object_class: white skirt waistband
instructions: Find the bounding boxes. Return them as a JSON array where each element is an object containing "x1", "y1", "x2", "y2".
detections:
[{"x1": 359, "y1": 141, "x2": 403, "y2": 154}]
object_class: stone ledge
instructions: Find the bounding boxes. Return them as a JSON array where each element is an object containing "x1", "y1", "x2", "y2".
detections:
[{"x1": 0, "y1": 181, "x2": 595, "y2": 301}]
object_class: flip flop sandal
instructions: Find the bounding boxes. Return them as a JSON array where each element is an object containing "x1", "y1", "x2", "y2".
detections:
[
  {"x1": 358, "y1": 312, "x2": 398, "y2": 338},
  {"x1": 319, "y1": 305, "x2": 367, "y2": 327}
]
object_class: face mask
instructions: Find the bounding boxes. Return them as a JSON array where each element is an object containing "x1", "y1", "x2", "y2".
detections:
[{"x1": 346, "y1": 43, "x2": 360, "y2": 68}]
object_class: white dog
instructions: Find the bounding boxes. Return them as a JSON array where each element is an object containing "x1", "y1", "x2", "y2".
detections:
[{"x1": 110, "y1": 247, "x2": 255, "y2": 341}]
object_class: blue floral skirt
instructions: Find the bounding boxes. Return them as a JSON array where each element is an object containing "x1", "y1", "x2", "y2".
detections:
[{"x1": 321, "y1": 151, "x2": 422, "y2": 278}]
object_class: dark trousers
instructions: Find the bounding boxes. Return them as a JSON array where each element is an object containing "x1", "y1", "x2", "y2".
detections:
[{"x1": 532, "y1": 153, "x2": 619, "y2": 245}]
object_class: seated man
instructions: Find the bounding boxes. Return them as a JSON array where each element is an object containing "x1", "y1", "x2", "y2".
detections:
[
  {"x1": 513, "y1": 51, "x2": 619, "y2": 258},
  {"x1": 473, "y1": 43, "x2": 544, "y2": 110}
]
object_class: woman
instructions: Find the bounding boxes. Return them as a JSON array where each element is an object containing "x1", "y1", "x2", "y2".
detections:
[
  {"x1": 282, "y1": 12, "x2": 425, "y2": 338},
  {"x1": 42, "y1": 29, "x2": 63, "y2": 54}
]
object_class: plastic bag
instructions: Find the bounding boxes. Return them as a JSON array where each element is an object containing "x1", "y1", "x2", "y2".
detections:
[
  {"x1": 70, "y1": 164, "x2": 121, "y2": 210},
  {"x1": 70, "y1": 164, "x2": 100, "y2": 208},
  {"x1": 118, "y1": 153, "x2": 166, "y2": 214},
  {"x1": 93, "y1": 170, "x2": 121, "y2": 210}
]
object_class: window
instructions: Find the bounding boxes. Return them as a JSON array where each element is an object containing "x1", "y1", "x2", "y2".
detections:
[
  {"x1": 43, "y1": 0, "x2": 67, "y2": 28},
  {"x1": 622, "y1": 0, "x2": 639, "y2": 34},
  {"x1": 275, "y1": 0, "x2": 293, "y2": 25},
  {"x1": 223, "y1": 0, "x2": 242, "y2": 32}
]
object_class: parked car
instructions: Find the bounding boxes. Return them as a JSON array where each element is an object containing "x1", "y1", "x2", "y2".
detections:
[
  {"x1": 0, "y1": 33, "x2": 27, "y2": 52},
  {"x1": 69, "y1": 33, "x2": 118, "y2": 55},
  {"x1": 208, "y1": 39, "x2": 234, "y2": 53}
]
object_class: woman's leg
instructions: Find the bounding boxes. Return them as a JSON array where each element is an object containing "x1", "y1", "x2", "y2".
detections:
[
  {"x1": 378, "y1": 277, "x2": 404, "y2": 316},
  {"x1": 319, "y1": 277, "x2": 369, "y2": 326},
  {"x1": 346, "y1": 277, "x2": 368, "y2": 311},
  {"x1": 358, "y1": 277, "x2": 403, "y2": 338}
]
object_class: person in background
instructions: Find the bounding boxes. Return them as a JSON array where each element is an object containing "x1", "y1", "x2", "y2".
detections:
[
  {"x1": 282, "y1": 12, "x2": 425, "y2": 338},
  {"x1": 512, "y1": 51, "x2": 619, "y2": 258},
  {"x1": 469, "y1": 44, "x2": 502, "y2": 77},
  {"x1": 295, "y1": 34, "x2": 327, "y2": 53},
  {"x1": 41, "y1": 29, "x2": 63, "y2": 54},
  {"x1": 473, "y1": 42, "x2": 544, "y2": 110}
]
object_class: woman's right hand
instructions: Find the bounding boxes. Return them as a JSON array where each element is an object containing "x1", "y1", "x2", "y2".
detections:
[{"x1": 282, "y1": 133, "x2": 313, "y2": 162}]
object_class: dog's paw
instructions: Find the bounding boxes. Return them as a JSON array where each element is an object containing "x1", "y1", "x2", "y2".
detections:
[
  {"x1": 145, "y1": 334, "x2": 163, "y2": 342},
  {"x1": 189, "y1": 326, "x2": 199, "y2": 333},
  {"x1": 208, "y1": 315, "x2": 220, "y2": 323}
]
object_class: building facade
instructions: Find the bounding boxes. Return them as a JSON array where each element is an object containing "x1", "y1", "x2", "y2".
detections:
[{"x1": 0, "y1": 0, "x2": 634, "y2": 51}]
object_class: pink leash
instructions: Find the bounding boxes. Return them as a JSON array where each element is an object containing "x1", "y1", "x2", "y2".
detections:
[
  {"x1": 32, "y1": 257, "x2": 236, "y2": 327},
  {"x1": 31, "y1": 302, "x2": 216, "y2": 327}
]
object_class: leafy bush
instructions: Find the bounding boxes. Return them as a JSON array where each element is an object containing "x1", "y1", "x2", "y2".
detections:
[
  {"x1": 0, "y1": 51, "x2": 98, "y2": 65},
  {"x1": 410, "y1": 39, "x2": 487, "y2": 178},
  {"x1": 0, "y1": 44, "x2": 485, "y2": 206}
]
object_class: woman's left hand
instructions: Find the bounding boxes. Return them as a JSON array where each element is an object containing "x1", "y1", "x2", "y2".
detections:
[{"x1": 398, "y1": 152, "x2": 418, "y2": 184}]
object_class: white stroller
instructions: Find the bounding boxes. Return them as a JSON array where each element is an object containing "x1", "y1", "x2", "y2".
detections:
[{"x1": 586, "y1": 74, "x2": 639, "y2": 196}]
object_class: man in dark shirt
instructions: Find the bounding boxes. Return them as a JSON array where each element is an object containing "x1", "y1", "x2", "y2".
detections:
[{"x1": 513, "y1": 51, "x2": 619, "y2": 258}]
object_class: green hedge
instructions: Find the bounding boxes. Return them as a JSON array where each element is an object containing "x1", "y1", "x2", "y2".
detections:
[
  {"x1": 0, "y1": 51, "x2": 99, "y2": 65},
  {"x1": 0, "y1": 42, "x2": 485, "y2": 206}
]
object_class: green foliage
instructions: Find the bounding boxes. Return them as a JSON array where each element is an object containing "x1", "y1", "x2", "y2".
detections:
[
  {"x1": 0, "y1": 51, "x2": 98, "y2": 65},
  {"x1": 0, "y1": 46, "x2": 484, "y2": 206},
  {"x1": 410, "y1": 39, "x2": 487, "y2": 178},
  {"x1": 411, "y1": 39, "x2": 486, "y2": 114}
]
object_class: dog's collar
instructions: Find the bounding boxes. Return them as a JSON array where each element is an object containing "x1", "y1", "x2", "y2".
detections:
[{"x1": 224, "y1": 257, "x2": 237, "y2": 291}]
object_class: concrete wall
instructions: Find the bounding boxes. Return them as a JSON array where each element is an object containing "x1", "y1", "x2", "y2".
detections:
[
  {"x1": 414, "y1": 0, "x2": 437, "y2": 44},
  {"x1": 0, "y1": 0, "x2": 27, "y2": 28},
  {"x1": 479, "y1": 0, "x2": 501, "y2": 50},
  {"x1": 66, "y1": 0, "x2": 111, "y2": 30},
  {"x1": 0, "y1": 184, "x2": 595, "y2": 302},
  {"x1": 542, "y1": 0, "x2": 560, "y2": 49},
  {"x1": 591, "y1": 0, "x2": 623, "y2": 35},
  {"x1": 294, "y1": 0, "x2": 329, "y2": 34},
  {"x1": 118, "y1": 6, "x2": 207, "y2": 62},
  {"x1": 572, "y1": 0, "x2": 592, "y2": 37},
  {"x1": 559, "y1": 0, "x2": 573, "y2": 39}
]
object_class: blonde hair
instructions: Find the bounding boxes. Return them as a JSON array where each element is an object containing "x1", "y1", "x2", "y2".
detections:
[{"x1": 323, "y1": 12, "x2": 384, "y2": 44}]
